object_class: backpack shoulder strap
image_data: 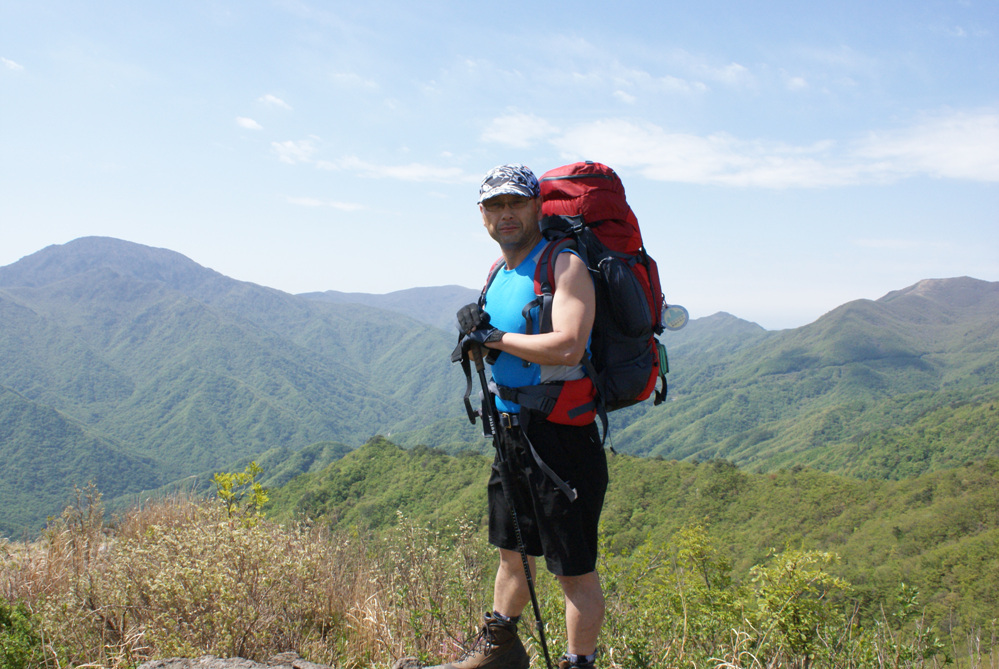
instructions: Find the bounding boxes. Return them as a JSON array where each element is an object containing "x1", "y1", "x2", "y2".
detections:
[
  {"x1": 479, "y1": 256, "x2": 506, "y2": 307},
  {"x1": 532, "y1": 238, "x2": 578, "y2": 334}
]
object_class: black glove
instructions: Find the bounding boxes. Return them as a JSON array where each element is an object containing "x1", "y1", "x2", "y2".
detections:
[
  {"x1": 461, "y1": 325, "x2": 504, "y2": 350},
  {"x1": 450, "y1": 326, "x2": 504, "y2": 365},
  {"x1": 449, "y1": 325, "x2": 504, "y2": 365},
  {"x1": 457, "y1": 303, "x2": 490, "y2": 335}
]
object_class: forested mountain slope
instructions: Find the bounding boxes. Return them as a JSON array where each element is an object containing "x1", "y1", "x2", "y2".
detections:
[
  {"x1": 615, "y1": 277, "x2": 999, "y2": 470},
  {"x1": 0, "y1": 237, "x2": 471, "y2": 535},
  {"x1": 2, "y1": 235, "x2": 996, "y2": 536},
  {"x1": 300, "y1": 285, "x2": 479, "y2": 332}
]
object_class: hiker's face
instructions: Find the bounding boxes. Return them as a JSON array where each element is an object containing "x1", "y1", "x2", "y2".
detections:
[{"x1": 480, "y1": 195, "x2": 542, "y2": 252}]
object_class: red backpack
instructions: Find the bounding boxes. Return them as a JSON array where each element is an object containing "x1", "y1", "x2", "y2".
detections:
[
  {"x1": 475, "y1": 161, "x2": 669, "y2": 434},
  {"x1": 536, "y1": 161, "x2": 668, "y2": 411}
]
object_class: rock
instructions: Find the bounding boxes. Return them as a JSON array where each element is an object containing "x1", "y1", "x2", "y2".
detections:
[
  {"x1": 391, "y1": 658, "x2": 423, "y2": 669},
  {"x1": 137, "y1": 652, "x2": 336, "y2": 669},
  {"x1": 136, "y1": 657, "x2": 259, "y2": 669}
]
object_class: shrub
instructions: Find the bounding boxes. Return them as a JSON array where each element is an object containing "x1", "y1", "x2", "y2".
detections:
[
  {"x1": 0, "y1": 599, "x2": 44, "y2": 669},
  {"x1": 213, "y1": 461, "x2": 269, "y2": 525},
  {"x1": 601, "y1": 523, "x2": 747, "y2": 668}
]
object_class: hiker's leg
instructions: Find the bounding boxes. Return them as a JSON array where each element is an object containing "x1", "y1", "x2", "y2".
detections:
[
  {"x1": 493, "y1": 547, "x2": 536, "y2": 618},
  {"x1": 556, "y1": 570, "x2": 604, "y2": 656}
]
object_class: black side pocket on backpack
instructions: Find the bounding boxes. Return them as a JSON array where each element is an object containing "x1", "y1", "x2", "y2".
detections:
[{"x1": 599, "y1": 255, "x2": 652, "y2": 338}]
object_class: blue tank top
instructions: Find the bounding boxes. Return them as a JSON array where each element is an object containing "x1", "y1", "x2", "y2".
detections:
[{"x1": 484, "y1": 240, "x2": 588, "y2": 413}]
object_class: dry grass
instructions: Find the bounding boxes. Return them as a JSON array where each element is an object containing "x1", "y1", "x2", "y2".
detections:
[{"x1": 1, "y1": 487, "x2": 492, "y2": 668}]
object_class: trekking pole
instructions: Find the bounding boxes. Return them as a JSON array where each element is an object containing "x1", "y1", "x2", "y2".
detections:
[{"x1": 473, "y1": 344, "x2": 555, "y2": 669}]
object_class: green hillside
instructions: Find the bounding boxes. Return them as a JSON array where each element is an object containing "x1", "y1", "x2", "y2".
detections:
[
  {"x1": 106, "y1": 439, "x2": 357, "y2": 516},
  {"x1": 0, "y1": 387, "x2": 160, "y2": 538},
  {"x1": 0, "y1": 238, "x2": 475, "y2": 534},
  {"x1": 299, "y1": 284, "x2": 479, "y2": 331},
  {"x1": 265, "y1": 437, "x2": 999, "y2": 632},
  {"x1": 617, "y1": 277, "x2": 999, "y2": 474},
  {"x1": 2, "y1": 237, "x2": 998, "y2": 537},
  {"x1": 763, "y1": 386, "x2": 999, "y2": 477},
  {"x1": 266, "y1": 437, "x2": 489, "y2": 530}
]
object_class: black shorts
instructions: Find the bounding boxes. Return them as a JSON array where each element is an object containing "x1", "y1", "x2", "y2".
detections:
[{"x1": 487, "y1": 415, "x2": 608, "y2": 577}]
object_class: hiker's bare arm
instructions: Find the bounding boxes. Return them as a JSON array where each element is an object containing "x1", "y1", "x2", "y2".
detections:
[{"x1": 486, "y1": 252, "x2": 594, "y2": 366}]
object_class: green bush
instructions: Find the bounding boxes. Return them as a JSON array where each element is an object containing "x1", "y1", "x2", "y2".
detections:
[
  {"x1": 213, "y1": 460, "x2": 269, "y2": 524},
  {"x1": 0, "y1": 600, "x2": 43, "y2": 669},
  {"x1": 748, "y1": 547, "x2": 850, "y2": 666}
]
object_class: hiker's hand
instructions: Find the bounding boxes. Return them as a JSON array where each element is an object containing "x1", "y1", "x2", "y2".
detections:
[
  {"x1": 450, "y1": 328, "x2": 503, "y2": 366},
  {"x1": 457, "y1": 303, "x2": 490, "y2": 335},
  {"x1": 461, "y1": 325, "x2": 505, "y2": 351}
]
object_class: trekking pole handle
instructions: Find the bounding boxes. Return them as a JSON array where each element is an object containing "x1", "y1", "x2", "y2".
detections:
[{"x1": 473, "y1": 344, "x2": 501, "y2": 445}]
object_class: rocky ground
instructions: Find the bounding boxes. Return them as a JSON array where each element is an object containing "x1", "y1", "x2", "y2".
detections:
[
  {"x1": 137, "y1": 652, "x2": 334, "y2": 669},
  {"x1": 137, "y1": 653, "x2": 425, "y2": 669}
]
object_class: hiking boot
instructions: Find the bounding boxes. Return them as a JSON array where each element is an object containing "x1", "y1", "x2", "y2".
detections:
[
  {"x1": 425, "y1": 612, "x2": 529, "y2": 669},
  {"x1": 557, "y1": 654, "x2": 596, "y2": 669}
]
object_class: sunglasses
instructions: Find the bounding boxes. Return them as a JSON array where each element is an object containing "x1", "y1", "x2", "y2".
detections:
[{"x1": 482, "y1": 196, "x2": 535, "y2": 212}]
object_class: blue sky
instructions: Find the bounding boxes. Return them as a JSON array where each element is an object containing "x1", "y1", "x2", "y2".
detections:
[{"x1": 2, "y1": 0, "x2": 997, "y2": 329}]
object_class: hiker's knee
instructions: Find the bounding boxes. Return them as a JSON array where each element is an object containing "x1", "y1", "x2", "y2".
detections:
[{"x1": 556, "y1": 571, "x2": 604, "y2": 606}]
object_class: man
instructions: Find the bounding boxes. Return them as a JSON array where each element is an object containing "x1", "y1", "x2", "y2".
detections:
[{"x1": 443, "y1": 164, "x2": 608, "y2": 669}]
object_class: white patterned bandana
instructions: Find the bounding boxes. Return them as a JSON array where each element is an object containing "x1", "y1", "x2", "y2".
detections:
[{"x1": 477, "y1": 164, "x2": 540, "y2": 204}]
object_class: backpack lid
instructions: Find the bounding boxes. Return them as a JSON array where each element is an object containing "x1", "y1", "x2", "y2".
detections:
[{"x1": 540, "y1": 161, "x2": 637, "y2": 227}]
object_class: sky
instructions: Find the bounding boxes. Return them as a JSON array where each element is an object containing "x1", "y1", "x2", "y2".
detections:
[{"x1": 1, "y1": 0, "x2": 997, "y2": 330}]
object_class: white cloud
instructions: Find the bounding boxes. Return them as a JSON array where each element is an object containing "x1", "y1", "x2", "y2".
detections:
[
  {"x1": 531, "y1": 52, "x2": 708, "y2": 100},
  {"x1": 712, "y1": 62, "x2": 753, "y2": 87},
  {"x1": 613, "y1": 67, "x2": 707, "y2": 95},
  {"x1": 283, "y1": 109, "x2": 996, "y2": 189},
  {"x1": 287, "y1": 196, "x2": 365, "y2": 211},
  {"x1": 545, "y1": 108, "x2": 999, "y2": 188},
  {"x1": 669, "y1": 49, "x2": 755, "y2": 88},
  {"x1": 272, "y1": 139, "x2": 318, "y2": 164},
  {"x1": 614, "y1": 90, "x2": 637, "y2": 104},
  {"x1": 854, "y1": 110, "x2": 999, "y2": 181},
  {"x1": 329, "y1": 72, "x2": 378, "y2": 89},
  {"x1": 481, "y1": 112, "x2": 560, "y2": 149},
  {"x1": 552, "y1": 119, "x2": 854, "y2": 188},
  {"x1": 785, "y1": 75, "x2": 808, "y2": 91},
  {"x1": 236, "y1": 116, "x2": 263, "y2": 130},
  {"x1": 853, "y1": 238, "x2": 936, "y2": 250},
  {"x1": 661, "y1": 75, "x2": 708, "y2": 94},
  {"x1": 267, "y1": 131, "x2": 475, "y2": 185},
  {"x1": 269, "y1": 140, "x2": 474, "y2": 183},
  {"x1": 338, "y1": 156, "x2": 473, "y2": 183},
  {"x1": 543, "y1": 45, "x2": 746, "y2": 94},
  {"x1": 2, "y1": 57, "x2": 23, "y2": 71},
  {"x1": 796, "y1": 44, "x2": 876, "y2": 71},
  {"x1": 259, "y1": 93, "x2": 292, "y2": 110}
]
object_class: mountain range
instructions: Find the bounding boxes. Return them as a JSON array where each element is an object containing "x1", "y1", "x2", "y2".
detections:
[
  {"x1": 1, "y1": 236, "x2": 997, "y2": 536},
  {"x1": 616, "y1": 276, "x2": 999, "y2": 466},
  {"x1": 0, "y1": 237, "x2": 475, "y2": 535}
]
